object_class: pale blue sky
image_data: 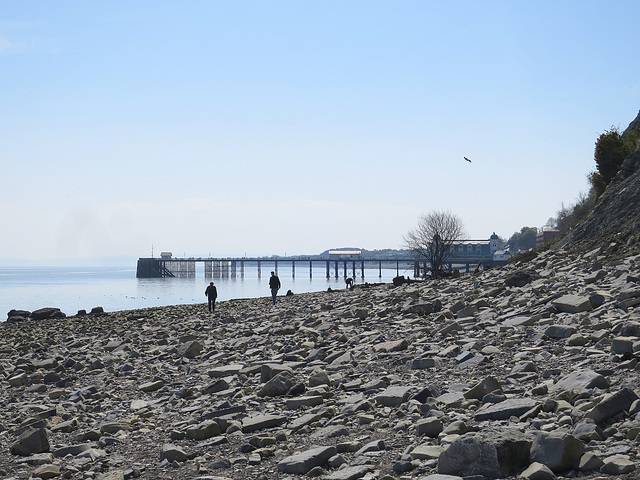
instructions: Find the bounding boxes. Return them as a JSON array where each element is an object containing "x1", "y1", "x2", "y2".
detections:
[{"x1": 1, "y1": 1, "x2": 638, "y2": 261}]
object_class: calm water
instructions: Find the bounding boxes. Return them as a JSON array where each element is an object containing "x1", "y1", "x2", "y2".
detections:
[{"x1": 0, "y1": 263, "x2": 409, "y2": 319}]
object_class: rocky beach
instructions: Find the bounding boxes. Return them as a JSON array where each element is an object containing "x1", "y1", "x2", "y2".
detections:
[{"x1": 2, "y1": 152, "x2": 640, "y2": 480}]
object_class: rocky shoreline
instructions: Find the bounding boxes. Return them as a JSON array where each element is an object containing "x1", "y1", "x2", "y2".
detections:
[{"x1": 2, "y1": 242, "x2": 640, "y2": 480}]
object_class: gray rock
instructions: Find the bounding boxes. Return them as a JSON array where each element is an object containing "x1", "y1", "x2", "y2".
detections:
[
  {"x1": 586, "y1": 387, "x2": 639, "y2": 424},
  {"x1": 544, "y1": 324, "x2": 577, "y2": 339},
  {"x1": 578, "y1": 452, "x2": 604, "y2": 472},
  {"x1": 552, "y1": 294, "x2": 592, "y2": 313},
  {"x1": 600, "y1": 454, "x2": 636, "y2": 474},
  {"x1": 258, "y1": 370, "x2": 296, "y2": 397},
  {"x1": 32, "y1": 464, "x2": 61, "y2": 480},
  {"x1": 160, "y1": 443, "x2": 188, "y2": 462},
  {"x1": 177, "y1": 340, "x2": 203, "y2": 358},
  {"x1": 416, "y1": 417, "x2": 443, "y2": 437},
  {"x1": 309, "y1": 368, "x2": 331, "y2": 387},
  {"x1": 323, "y1": 465, "x2": 373, "y2": 480},
  {"x1": 474, "y1": 398, "x2": 537, "y2": 421},
  {"x1": 10, "y1": 428, "x2": 49, "y2": 456},
  {"x1": 611, "y1": 336, "x2": 637, "y2": 354},
  {"x1": 242, "y1": 414, "x2": 287, "y2": 433},
  {"x1": 464, "y1": 375, "x2": 501, "y2": 400},
  {"x1": 437, "y1": 435, "x2": 501, "y2": 478},
  {"x1": 186, "y1": 420, "x2": 221, "y2": 440},
  {"x1": 519, "y1": 462, "x2": 557, "y2": 480},
  {"x1": 530, "y1": 431, "x2": 585, "y2": 473},
  {"x1": 551, "y1": 369, "x2": 609, "y2": 391},
  {"x1": 573, "y1": 421, "x2": 603, "y2": 441},
  {"x1": 276, "y1": 445, "x2": 336, "y2": 474},
  {"x1": 375, "y1": 385, "x2": 416, "y2": 407}
]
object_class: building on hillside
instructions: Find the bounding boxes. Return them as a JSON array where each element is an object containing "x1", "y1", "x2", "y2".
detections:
[
  {"x1": 445, "y1": 233, "x2": 510, "y2": 266},
  {"x1": 493, "y1": 249, "x2": 512, "y2": 263},
  {"x1": 536, "y1": 226, "x2": 560, "y2": 247},
  {"x1": 328, "y1": 250, "x2": 362, "y2": 260}
]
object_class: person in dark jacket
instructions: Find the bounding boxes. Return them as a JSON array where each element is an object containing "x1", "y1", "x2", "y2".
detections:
[
  {"x1": 269, "y1": 271, "x2": 281, "y2": 305},
  {"x1": 205, "y1": 281, "x2": 217, "y2": 312}
]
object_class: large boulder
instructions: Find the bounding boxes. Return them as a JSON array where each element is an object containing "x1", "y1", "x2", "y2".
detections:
[
  {"x1": 30, "y1": 307, "x2": 66, "y2": 320},
  {"x1": 10, "y1": 428, "x2": 50, "y2": 456},
  {"x1": 530, "y1": 432, "x2": 585, "y2": 473},
  {"x1": 438, "y1": 428, "x2": 532, "y2": 478}
]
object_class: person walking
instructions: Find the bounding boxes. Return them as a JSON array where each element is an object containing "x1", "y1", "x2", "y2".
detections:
[
  {"x1": 269, "y1": 271, "x2": 281, "y2": 305},
  {"x1": 205, "y1": 281, "x2": 217, "y2": 312}
]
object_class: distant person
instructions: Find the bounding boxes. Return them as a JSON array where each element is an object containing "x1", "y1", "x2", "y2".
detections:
[
  {"x1": 269, "y1": 271, "x2": 281, "y2": 305},
  {"x1": 345, "y1": 277, "x2": 354, "y2": 289},
  {"x1": 205, "y1": 281, "x2": 217, "y2": 312}
]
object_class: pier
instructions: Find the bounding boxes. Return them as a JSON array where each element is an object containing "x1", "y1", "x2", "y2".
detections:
[{"x1": 136, "y1": 254, "x2": 499, "y2": 279}]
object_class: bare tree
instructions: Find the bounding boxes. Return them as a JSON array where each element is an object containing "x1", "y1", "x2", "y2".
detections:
[{"x1": 404, "y1": 210, "x2": 466, "y2": 278}]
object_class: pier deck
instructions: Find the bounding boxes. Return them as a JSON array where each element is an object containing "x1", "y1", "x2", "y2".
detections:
[{"x1": 136, "y1": 255, "x2": 495, "y2": 279}]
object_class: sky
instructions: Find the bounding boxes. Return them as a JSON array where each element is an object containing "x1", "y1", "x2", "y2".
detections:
[{"x1": 1, "y1": 1, "x2": 639, "y2": 262}]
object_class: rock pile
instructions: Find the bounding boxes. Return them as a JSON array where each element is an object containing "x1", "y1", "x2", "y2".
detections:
[{"x1": 1, "y1": 243, "x2": 640, "y2": 480}]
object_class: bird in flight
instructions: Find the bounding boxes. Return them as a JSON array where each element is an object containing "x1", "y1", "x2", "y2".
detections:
[{"x1": 464, "y1": 157, "x2": 472, "y2": 163}]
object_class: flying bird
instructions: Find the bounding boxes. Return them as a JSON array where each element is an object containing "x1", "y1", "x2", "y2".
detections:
[{"x1": 464, "y1": 157, "x2": 472, "y2": 163}]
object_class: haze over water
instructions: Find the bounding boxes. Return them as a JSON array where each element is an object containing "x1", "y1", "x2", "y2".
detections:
[{"x1": 0, "y1": 263, "x2": 407, "y2": 319}]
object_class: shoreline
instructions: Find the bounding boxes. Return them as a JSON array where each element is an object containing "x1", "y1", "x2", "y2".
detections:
[{"x1": 1, "y1": 249, "x2": 639, "y2": 480}]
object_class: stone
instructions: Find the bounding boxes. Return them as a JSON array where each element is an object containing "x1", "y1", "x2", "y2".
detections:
[
  {"x1": 242, "y1": 414, "x2": 287, "y2": 433},
  {"x1": 437, "y1": 435, "x2": 501, "y2": 478},
  {"x1": 519, "y1": 462, "x2": 557, "y2": 480},
  {"x1": 410, "y1": 443, "x2": 444, "y2": 460},
  {"x1": 30, "y1": 307, "x2": 66, "y2": 320},
  {"x1": 308, "y1": 368, "x2": 331, "y2": 387},
  {"x1": 416, "y1": 417, "x2": 443, "y2": 437},
  {"x1": 177, "y1": 340, "x2": 203, "y2": 358},
  {"x1": 474, "y1": 398, "x2": 537, "y2": 421},
  {"x1": 375, "y1": 386, "x2": 415, "y2": 407},
  {"x1": 186, "y1": 420, "x2": 221, "y2": 440},
  {"x1": 258, "y1": 370, "x2": 296, "y2": 397},
  {"x1": 139, "y1": 379, "x2": 164, "y2": 392},
  {"x1": 611, "y1": 336, "x2": 637, "y2": 354},
  {"x1": 10, "y1": 428, "x2": 49, "y2": 456},
  {"x1": 573, "y1": 422, "x2": 603, "y2": 442},
  {"x1": 551, "y1": 369, "x2": 609, "y2": 391},
  {"x1": 463, "y1": 375, "x2": 501, "y2": 400},
  {"x1": 530, "y1": 432, "x2": 585, "y2": 473},
  {"x1": 323, "y1": 465, "x2": 373, "y2": 480},
  {"x1": 32, "y1": 464, "x2": 61, "y2": 480},
  {"x1": 160, "y1": 444, "x2": 188, "y2": 462},
  {"x1": 578, "y1": 452, "x2": 604, "y2": 472},
  {"x1": 586, "y1": 387, "x2": 639, "y2": 424},
  {"x1": 373, "y1": 338, "x2": 409, "y2": 352},
  {"x1": 544, "y1": 325, "x2": 577, "y2": 339},
  {"x1": 276, "y1": 445, "x2": 336, "y2": 474},
  {"x1": 600, "y1": 454, "x2": 636, "y2": 474},
  {"x1": 552, "y1": 294, "x2": 592, "y2": 313}
]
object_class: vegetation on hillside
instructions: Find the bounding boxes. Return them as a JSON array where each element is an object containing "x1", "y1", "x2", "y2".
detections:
[
  {"x1": 506, "y1": 227, "x2": 537, "y2": 253},
  {"x1": 507, "y1": 113, "x2": 640, "y2": 251},
  {"x1": 589, "y1": 126, "x2": 638, "y2": 198}
]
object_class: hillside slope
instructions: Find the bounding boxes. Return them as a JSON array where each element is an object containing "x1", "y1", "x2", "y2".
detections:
[{"x1": 559, "y1": 113, "x2": 640, "y2": 256}]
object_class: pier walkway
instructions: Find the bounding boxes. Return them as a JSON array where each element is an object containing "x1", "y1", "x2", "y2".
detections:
[{"x1": 136, "y1": 254, "x2": 495, "y2": 279}]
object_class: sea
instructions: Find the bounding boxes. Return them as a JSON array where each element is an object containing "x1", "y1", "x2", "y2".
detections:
[{"x1": 0, "y1": 263, "x2": 409, "y2": 320}]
